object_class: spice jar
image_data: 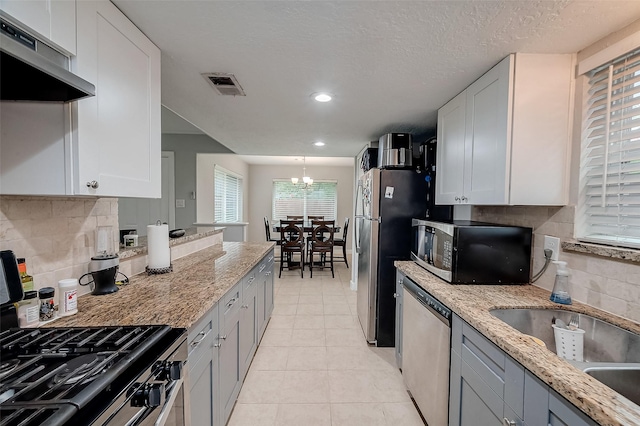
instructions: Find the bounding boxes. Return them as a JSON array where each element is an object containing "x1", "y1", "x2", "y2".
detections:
[
  {"x1": 39, "y1": 287, "x2": 57, "y2": 321},
  {"x1": 58, "y1": 279, "x2": 78, "y2": 317},
  {"x1": 17, "y1": 291, "x2": 39, "y2": 327}
]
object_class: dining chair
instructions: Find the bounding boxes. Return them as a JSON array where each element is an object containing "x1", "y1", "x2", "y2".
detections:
[
  {"x1": 280, "y1": 219, "x2": 304, "y2": 240},
  {"x1": 263, "y1": 217, "x2": 280, "y2": 244},
  {"x1": 286, "y1": 215, "x2": 304, "y2": 221},
  {"x1": 333, "y1": 217, "x2": 349, "y2": 268},
  {"x1": 279, "y1": 223, "x2": 305, "y2": 278},
  {"x1": 307, "y1": 215, "x2": 324, "y2": 221},
  {"x1": 308, "y1": 221, "x2": 335, "y2": 278}
]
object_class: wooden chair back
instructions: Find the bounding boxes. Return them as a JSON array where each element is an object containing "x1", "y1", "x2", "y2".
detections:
[
  {"x1": 310, "y1": 220, "x2": 335, "y2": 249},
  {"x1": 264, "y1": 217, "x2": 271, "y2": 241},
  {"x1": 341, "y1": 217, "x2": 349, "y2": 241},
  {"x1": 280, "y1": 223, "x2": 304, "y2": 248}
]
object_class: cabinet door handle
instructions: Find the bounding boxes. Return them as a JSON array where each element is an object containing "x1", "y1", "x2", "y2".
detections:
[
  {"x1": 259, "y1": 264, "x2": 266, "y2": 273},
  {"x1": 241, "y1": 304, "x2": 249, "y2": 309},
  {"x1": 226, "y1": 297, "x2": 238, "y2": 308},
  {"x1": 393, "y1": 293, "x2": 399, "y2": 298},
  {"x1": 502, "y1": 418, "x2": 516, "y2": 426},
  {"x1": 86, "y1": 180, "x2": 99, "y2": 189},
  {"x1": 214, "y1": 334, "x2": 225, "y2": 348},
  {"x1": 190, "y1": 329, "x2": 210, "y2": 348},
  {"x1": 247, "y1": 277, "x2": 255, "y2": 286},
  {"x1": 268, "y1": 255, "x2": 274, "y2": 262}
]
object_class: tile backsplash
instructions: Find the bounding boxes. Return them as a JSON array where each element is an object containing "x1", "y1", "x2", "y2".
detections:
[
  {"x1": 1, "y1": 196, "x2": 224, "y2": 300},
  {"x1": 473, "y1": 205, "x2": 640, "y2": 323},
  {"x1": 0, "y1": 196, "x2": 119, "y2": 295}
]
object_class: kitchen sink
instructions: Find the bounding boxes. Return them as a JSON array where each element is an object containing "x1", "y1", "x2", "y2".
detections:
[
  {"x1": 584, "y1": 366, "x2": 640, "y2": 406},
  {"x1": 489, "y1": 308, "x2": 640, "y2": 364}
]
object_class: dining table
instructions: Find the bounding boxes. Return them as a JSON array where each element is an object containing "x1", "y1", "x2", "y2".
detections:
[{"x1": 272, "y1": 220, "x2": 341, "y2": 234}]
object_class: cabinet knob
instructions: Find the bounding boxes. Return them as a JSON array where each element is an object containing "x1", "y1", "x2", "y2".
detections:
[
  {"x1": 461, "y1": 196, "x2": 468, "y2": 202},
  {"x1": 86, "y1": 180, "x2": 99, "y2": 189},
  {"x1": 219, "y1": 335, "x2": 227, "y2": 340},
  {"x1": 455, "y1": 196, "x2": 461, "y2": 202},
  {"x1": 502, "y1": 418, "x2": 516, "y2": 426},
  {"x1": 241, "y1": 304, "x2": 249, "y2": 309},
  {"x1": 393, "y1": 293, "x2": 399, "y2": 298}
]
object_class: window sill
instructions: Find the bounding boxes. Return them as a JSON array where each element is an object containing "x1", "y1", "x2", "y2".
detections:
[{"x1": 562, "y1": 241, "x2": 640, "y2": 264}]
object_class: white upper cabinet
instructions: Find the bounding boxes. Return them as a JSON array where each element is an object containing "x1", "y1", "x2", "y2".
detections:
[
  {"x1": 436, "y1": 53, "x2": 573, "y2": 206},
  {"x1": 436, "y1": 91, "x2": 466, "y2": 205},
  {"x1": 73, "y1": 0, "x2": 161, "y2": 198},
  {"x1": 0, "y1": 0, "x2": 161, "y2": 198},
  {"x1": 0, "y1": 0, "x2": 76, "y2": 55}
]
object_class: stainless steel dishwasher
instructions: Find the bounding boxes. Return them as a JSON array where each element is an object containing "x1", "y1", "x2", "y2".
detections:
[{"x1": 402, "y1": 276, "x2": 451, "y2": 426}]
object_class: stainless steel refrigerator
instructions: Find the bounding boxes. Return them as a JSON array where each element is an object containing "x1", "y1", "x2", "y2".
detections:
[{"x1": 356, "y1": 167, "x2": 451, "y2": 346}]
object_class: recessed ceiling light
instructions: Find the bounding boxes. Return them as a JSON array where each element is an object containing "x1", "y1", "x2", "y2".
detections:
[
  {"x1": 314, "y1": 141, "x2": 325, "y2": 147},
  {"x1": 313, "y1": 92, "x2": 332, "y2": 102}
]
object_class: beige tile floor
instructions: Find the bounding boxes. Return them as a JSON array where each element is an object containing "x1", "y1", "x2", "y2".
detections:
[{"x1": 228, "y1": 262, "x2": 425, "y2": 426}]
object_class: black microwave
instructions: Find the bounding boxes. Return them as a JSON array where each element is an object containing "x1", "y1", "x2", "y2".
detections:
[{"x1": 411, "y1": 219, "x2": 532, "y2": 284}]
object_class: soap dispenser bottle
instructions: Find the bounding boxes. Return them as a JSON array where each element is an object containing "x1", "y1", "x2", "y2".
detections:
[{"x1": 550, "y1": 261, "x2": 572, "y2": 305}]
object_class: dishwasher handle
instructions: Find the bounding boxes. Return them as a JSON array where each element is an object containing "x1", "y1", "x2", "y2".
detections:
[{"x1": 403, "y1": 276, "x2": 451, "y2": 325}]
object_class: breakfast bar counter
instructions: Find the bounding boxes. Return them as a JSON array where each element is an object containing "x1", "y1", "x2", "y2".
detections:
[
  {"x1": 396, "y1": 261, "x2": 640, "y2": 426},
  {"x1": 51, "y1": 241, "x2": 275, "y2": 329}
]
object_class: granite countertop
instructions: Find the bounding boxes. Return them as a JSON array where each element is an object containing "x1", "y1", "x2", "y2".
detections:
[
  {"x1": 51, "y1": 241, "x2": 275, "y2": 329},
  {"x1": 395, "y1": 261, "x2": 640, "y2": 426}
]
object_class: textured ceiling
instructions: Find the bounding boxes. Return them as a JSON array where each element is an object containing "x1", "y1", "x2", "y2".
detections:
[{"x1": 113, "y1": 1, "x2": 640, "y2": 157}]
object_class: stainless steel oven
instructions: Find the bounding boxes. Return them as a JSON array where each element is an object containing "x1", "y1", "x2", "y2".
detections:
[
  {"x1": 96, "y1": 330, "x2": 188, "y2": 426},
  {"x1": 0, "y1": 326, "x2": 187, "y2": 426}
]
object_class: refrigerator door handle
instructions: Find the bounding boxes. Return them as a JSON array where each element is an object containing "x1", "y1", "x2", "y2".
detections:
[{"x1": 355, "y1": 216, "x2": 362, "y2": 254}]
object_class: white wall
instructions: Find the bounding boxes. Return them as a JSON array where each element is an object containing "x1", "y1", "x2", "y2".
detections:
[
  {"x1": 161, "y1": 133, "x2": 233, "y2": 229},
  {"x1": 247, "y1": 163, "x2": 354, "y2": 250},
  {"x1": 196, "y1": 154, "x2": 250, "y2": 223}
]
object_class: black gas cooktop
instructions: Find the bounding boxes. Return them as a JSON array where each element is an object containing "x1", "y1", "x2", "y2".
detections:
[{"x1": 0, "y1": 325, "x2": 180, "y2": 425}]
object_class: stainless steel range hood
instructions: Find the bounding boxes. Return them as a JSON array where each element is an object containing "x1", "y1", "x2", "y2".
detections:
[{"x1": 0, "y1": 17, "x2": 95, "y2": 102}]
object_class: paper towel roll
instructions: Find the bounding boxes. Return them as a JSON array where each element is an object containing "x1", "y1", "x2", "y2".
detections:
[{"x1": 147, "y1": 223, "x2": 171, "y2": 269}]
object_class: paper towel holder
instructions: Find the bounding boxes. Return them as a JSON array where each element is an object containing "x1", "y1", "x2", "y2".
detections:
[{"x1": 146, "y1": 220, "x2": 173, "y2": 275}]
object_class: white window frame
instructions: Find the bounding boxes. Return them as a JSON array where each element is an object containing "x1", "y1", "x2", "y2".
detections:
[
  {"x1": 577, "y1": 46, "x2": 640, "y2": 249},
  {"x1": 272, "y1": 179, "x2": 338, "y2": 221},
  {"x1": 214, "y1": 165, "x2": 243, "y2": 223}
]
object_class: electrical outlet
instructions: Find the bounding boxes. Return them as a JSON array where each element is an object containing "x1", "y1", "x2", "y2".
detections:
[{"x1": 544, "y1": 236, "x2": 560, "y2": 261}]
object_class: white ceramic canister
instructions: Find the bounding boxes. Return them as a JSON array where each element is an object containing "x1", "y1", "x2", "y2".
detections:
[{"x1": 58, "y1": 278, "x2": 78, "y2": 316}]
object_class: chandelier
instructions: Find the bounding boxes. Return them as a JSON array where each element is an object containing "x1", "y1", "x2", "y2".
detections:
[{"x1": 291, "y1": 156, "x2": 313, "y2": 189}]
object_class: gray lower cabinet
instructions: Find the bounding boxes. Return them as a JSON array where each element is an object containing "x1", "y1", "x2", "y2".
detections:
[
  {"x1": 394, "y1": 270, "x2": 404, "y2": 369},
  {"x1": 524, "y1": 370, "x2": 596, "y2": 426},
  {"x1": 219, "y1": 282, "x2": 243, "y2": 425},
  {"x1": 450, "y1": 314, "x2": 596, "y2": 426},
  {"x1": 240, "y1": 270, "x2": 258, "y2": 379},
  {"x1": 257, "y1": 250, "x2": 275, "y2": 340},
  {"x1": 186, "y1": 251, "x2": 275, "y2": 426},
  {"x1": 188, "y1": 303, "x2": 218, "y2": 426}
]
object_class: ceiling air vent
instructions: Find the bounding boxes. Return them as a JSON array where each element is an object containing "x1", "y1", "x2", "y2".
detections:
[{"x1": 202, "y1": 73, "x2": 246, "y2": 96}]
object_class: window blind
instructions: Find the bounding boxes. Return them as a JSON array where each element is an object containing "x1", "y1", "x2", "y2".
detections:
[
  {"x1": 214, "y1": 166, "x2": 243, "y2": 223},
  {"x1": 272, "y1": 180, "x2": 337, "y2": 221},
  {"x1": 579, "y1": 49, "x2": 640, "y2": 249}
]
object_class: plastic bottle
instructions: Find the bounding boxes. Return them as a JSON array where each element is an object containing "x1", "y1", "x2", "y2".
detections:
[
  {"x1": 17, "y1": 258, "x2": 34, "y2": 292},
  {"x1": 16, "y1": 291, "x2": 39, "y2": 327},
  {"x1": 39, "y1": 287, "x2": 57, "y2": 321},
  {"x1": 58, "y1": 278, "x2": 78, "y2": 317},
  {"x1": 550, "y1": 261, "x2": 572, "y2": 305}
]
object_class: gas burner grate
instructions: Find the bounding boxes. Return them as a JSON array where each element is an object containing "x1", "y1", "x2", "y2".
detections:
[{"x1": 0, "y1": 325, "x2": 171, "y2": 426}]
